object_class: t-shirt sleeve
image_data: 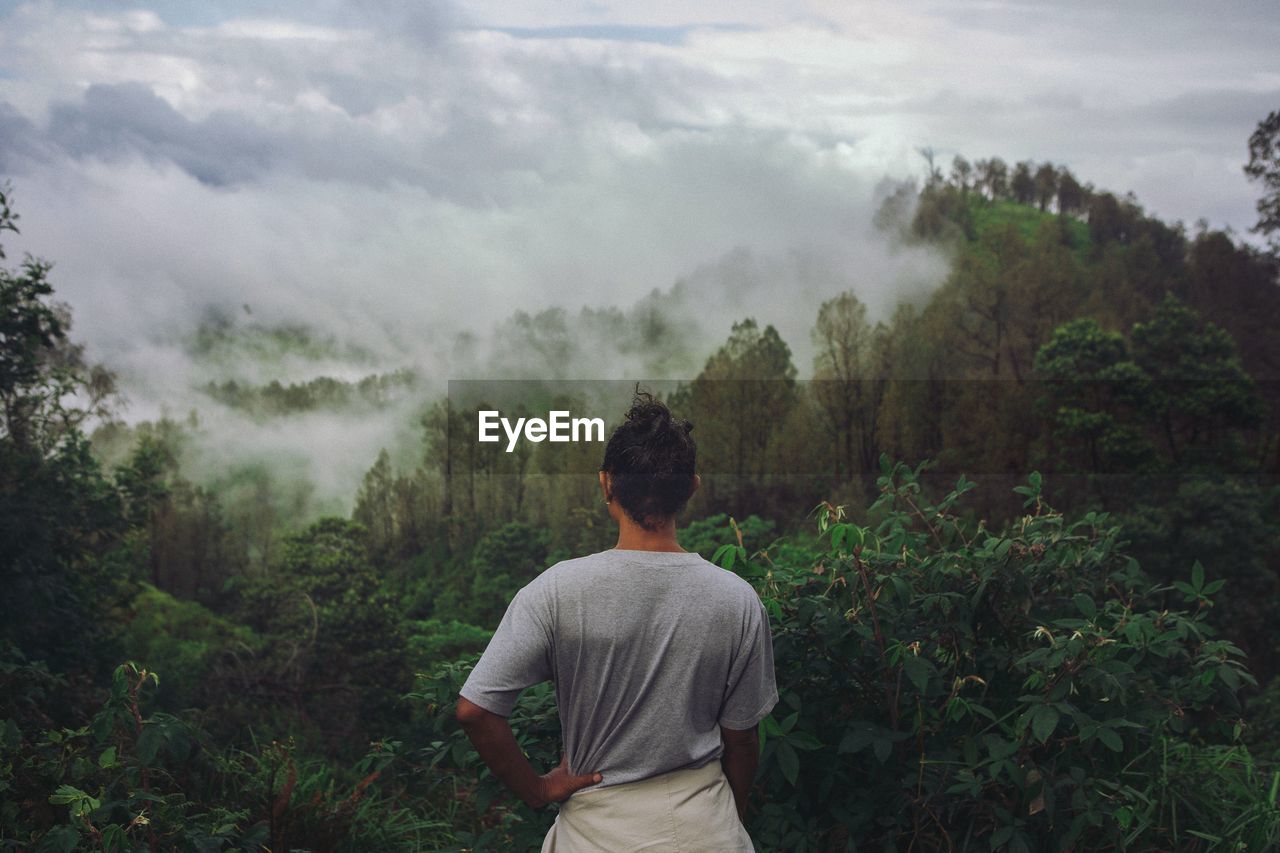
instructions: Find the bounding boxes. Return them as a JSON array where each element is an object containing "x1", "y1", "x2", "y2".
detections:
[
  {"x1": 459, "y1": 584, "x2": 553, "y2": 717},
  {"x1": 718, "y1": 596, "x2": 779, "y2": 730}
]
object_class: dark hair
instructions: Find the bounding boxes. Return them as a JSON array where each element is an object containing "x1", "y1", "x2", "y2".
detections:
[{"x1": 600, "y1": 388, "x2": 697, "y2": 530}]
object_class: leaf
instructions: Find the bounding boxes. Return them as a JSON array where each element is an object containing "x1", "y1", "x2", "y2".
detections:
[
  {"x1": 98, "y1": 746, "x2": 117, "y2": 769},
  {"x1": 872, "y1": 736, "x2": 893, "y2": 764},
  {"x1": 48, "y1": 785, "x2": 87, "y2": 806},
  {"x1": 1073, "y1": 593, "x2": 1097, "y2": 620},
  {"x1": 100, "y1": 825, "x2": 126, "y2": 853},
  {"x1": 788, "y1": 731, "x2": 823, "y2": 751},
  {"x1": 777, "y1": 741, "x2": 799, "y2": 786},
  {"x1": 1032, "y1": 706, "x2": 1060, "y2": 744},
  {"x1": 712, "y1": 544, "x2": 737, "y2": 571},
  {"x1": 902, "y1": 655, "x2": 932, "y2": 695},
  {"x1": 1096, "y1": 728, "x2": 1123, "y2": 752},
  {"x1": 890, "y1": 574, "x2": 912, "y2": 604},
  {"x1": 34, "y1": 825, "x2": 79, "y2": 853},
  {"x1": 838, "y1": 727, "x2": 873, "y2": 754},
  {"x1": 1191, "y1": 560, "x2": 1205, "y2": 590}
]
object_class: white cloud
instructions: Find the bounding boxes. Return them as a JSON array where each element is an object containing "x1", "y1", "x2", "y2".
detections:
[{"x1": 0, "y1": 0, "x2": 1274, "y2": 510}]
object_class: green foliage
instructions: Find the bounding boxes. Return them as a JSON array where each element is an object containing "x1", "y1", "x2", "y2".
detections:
[
  {"x1": 1, "y1": 659, "x2": 441, "y2": 850},
  {"x1": 0, "y1": 184, "x2": 134, "y2": 672},
  {"x1": 1033, "y1": 317, "x2": 1159, "y2": 474},
  {"x1": 1244, "y1": 109, "x2": 1280, "y2": 252},
  {"x1": 1033, "y1": 295, "x2": 1265, "y2": 485},
  {"x1": 232, "y1": 518, "x2": 413, "y2": 745},
  {"x1": 971, "y1": 198, "x2": 1090, "y2": 258},
  {"x1": 1129, "y1": 293, "x2": 1265, "y2": 469},
  {"x1": 408, "y1": 460, "x2": 1277, "y2": 850},
  {"x1": 433, "y1": 522, "x2": 551, "y2": 627},
  {"x1": 1117, "y1": 476, "x2": 1280, "y2": 680},
  {"x1": 672, "y1": 318, "x2": 799, "y2": 517},
  {"x1": 408, "y1": 657, "x2": 563, "y2": 850},
  {"x1": 678, "y1": 513, "x2": 776, "y2": 559},
  {"x1": 204, "y1": 369, "x2": 418, "y2": 418},
  {"x1": 725, "y1": 458, "x2": 1270, "y2": 850},
  {"x1": 408, "y1": 620, "x2": 493, "y2": 670},
  {"x1": 119, "y1": 584, "x2": 260, "y2": 712}
]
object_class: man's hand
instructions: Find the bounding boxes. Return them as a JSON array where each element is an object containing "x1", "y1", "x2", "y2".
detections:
[
  {"x1": 536, "y1": 755, "x2": 603, "y2": 807},
  {"x1": 456, "y1": 696, "x2": 603, "y2": 809}
]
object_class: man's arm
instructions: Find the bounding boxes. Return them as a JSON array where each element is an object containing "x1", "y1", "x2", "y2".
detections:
[
  {"x1": 719, "y1": 723, "x2": 759, "y2": 822},
  {"x1": 456, "y1": 696, "x2": 603, "y2": 809}
]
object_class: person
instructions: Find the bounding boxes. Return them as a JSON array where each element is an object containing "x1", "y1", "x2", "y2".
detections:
[{"x1": 456, "y1": 389, "x2": 779, "y2": 852}]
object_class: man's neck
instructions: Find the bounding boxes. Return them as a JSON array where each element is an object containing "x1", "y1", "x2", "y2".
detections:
[{"x1": 614, "y1": 518, "x2": 685, "y2": 552}]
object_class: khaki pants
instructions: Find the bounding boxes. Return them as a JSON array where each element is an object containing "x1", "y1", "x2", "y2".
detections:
[{"x1": 540, "y1": 759, "x2": 755, "y2": 852}]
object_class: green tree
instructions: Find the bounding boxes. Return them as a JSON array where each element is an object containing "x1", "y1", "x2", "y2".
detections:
[
  {"x1": 447, "y1": 521, "x2": 551, "y2": 627},
  {"x1": 678, "y1": 319, "x2": 798, "y2": 515},
  {"x1": 1055, "y1": 167, "x2": 1086, "y2": 217},
  {"x1": 1033, "y1": 161, "x2": 1058, "y2": 212},
  {"x1": 1244, "y1": 109, "x2": 1280, "y2": 252},
  {"x1": 1129, "y1": 293, "x2": 1264, "y2": 468},
  {"x1": 975, "y1": 156, "x2": 1009, "y2": 200},
  {"x1": 354, "y1": 448, "x2": 396, "y2": 558},
  {"x1": 0, "y1": 185, "x2": 132, "y2": 670},
  {"x1": 1011, "y1": 160, "x2": 1035, "y2": 205},
  {"x1": 234, "y1": 518, "x2": 412, "y2": 746},
  {"x1": 1032, "y1": 317, "x2": 1158, "y2": 477},
  {"x1": 811, "y1": 292, "x2": 886, "y2": 485},
  {"x1": 950, "y1": 155, "x2": 972, "y2": 195}
]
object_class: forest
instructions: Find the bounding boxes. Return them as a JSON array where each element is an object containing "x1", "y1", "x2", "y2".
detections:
[{"x1": 3, "y1": 112, "x2": 1280, "y2": 851}]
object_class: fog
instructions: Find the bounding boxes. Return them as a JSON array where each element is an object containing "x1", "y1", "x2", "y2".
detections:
[{"x1": 1, "y1": 0, "x2": 1274, "y2": 514}]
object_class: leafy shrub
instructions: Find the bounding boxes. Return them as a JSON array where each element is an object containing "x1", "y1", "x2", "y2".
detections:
[
  {"x1": 1, "y1": 661, "x2": 442, "y2": 851},
  {"x1": 679, "y1": 513, "x2": 776, "y2": 559},
  {"x1": 408, "y1": 620, "x2": 493, "y2": 670},
  {"x1": 408, "y1": 657, "x2": 561, "y2": 851},
  {"x1": 411, "y1": 457, "x2": 1279, "y2": 851},
  {"x1": 434, "y1": 522, "x2": 551, "y2": 627},
  {"x1": 118, "y1": 584, "x2": 260, "y2": 712},
  {"x1": 231, "y1": 518, "x2": 413, "y2": 748},
  {"x1": 723, "y1": 456, "x2": 1274, "y2": 851}
]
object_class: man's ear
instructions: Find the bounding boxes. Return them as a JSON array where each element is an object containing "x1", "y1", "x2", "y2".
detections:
[
  {"x1": 598, "y1": 470, "x2": 611, "y2": 501},
  {"x1": 690, "y1": 473, "x2": 701, "y2": 497}
]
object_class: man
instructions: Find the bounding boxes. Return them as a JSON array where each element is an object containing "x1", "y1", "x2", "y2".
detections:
[{"x1": 456, "y1": 391, "x2": 779, "y2": 851}]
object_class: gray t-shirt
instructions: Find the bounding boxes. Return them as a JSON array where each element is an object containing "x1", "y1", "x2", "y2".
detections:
[{"x1": 459, "y1": 547, "x2": 779, "y2": 788}]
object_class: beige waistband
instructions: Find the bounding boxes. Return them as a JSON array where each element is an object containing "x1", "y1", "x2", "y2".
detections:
[
  {"x1": 569, "y1": 759, "x2": 724, "y2": 801},
  {"x1": 542, "y1": 758, "x2": 754, "y2": 852}
]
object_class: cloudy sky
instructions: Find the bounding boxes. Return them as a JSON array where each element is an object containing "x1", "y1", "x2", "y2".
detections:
[{"x1": 0, "y1": 0, "x2": 1276, "y2": 505}]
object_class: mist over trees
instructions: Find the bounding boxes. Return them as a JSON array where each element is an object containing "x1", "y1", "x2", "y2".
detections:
[{"x1": 4, "y1": 109, "x2": 1280, "y2": 848}]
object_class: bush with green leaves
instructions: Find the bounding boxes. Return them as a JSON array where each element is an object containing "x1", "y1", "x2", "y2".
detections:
[
  {"x1": 407, "y1": 658, "x2": 562, "y2": 850},
  {"x1": 118, "y1": 584, "x2": 261, "y2": 714},
  {"x1": 411, "y1": 457, "x2": 1278, "y2": 851},
  {"x1": 432, "y1": 522, "x2": 551, "y2": 627},
  {"x1": 231, "y1": 517, "x2": 413, "y2": 748},
  {"x1": 1, "y1": 659, "x2": 443, "y2": 851},
  {"x1": 721, "y1": 456, "x2": 1276, "y2": 851},
  {"x1": 678, "y1": 513, "x2": 777, "y2": 559},
  {"x1": 408, "y1": 619, "x2": 493, "y2": 671}
]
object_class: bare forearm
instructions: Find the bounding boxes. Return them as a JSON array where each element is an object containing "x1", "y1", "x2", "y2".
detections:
[
  {"x1": 456, "y1": 697, "x2": 603, "y2": 809},
  {"x1": 720, "y1": 742, "x2": 758, "y2": 822},
  {"x1": 458, "y1": 713, "x2": 546, "y2": 807}
]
